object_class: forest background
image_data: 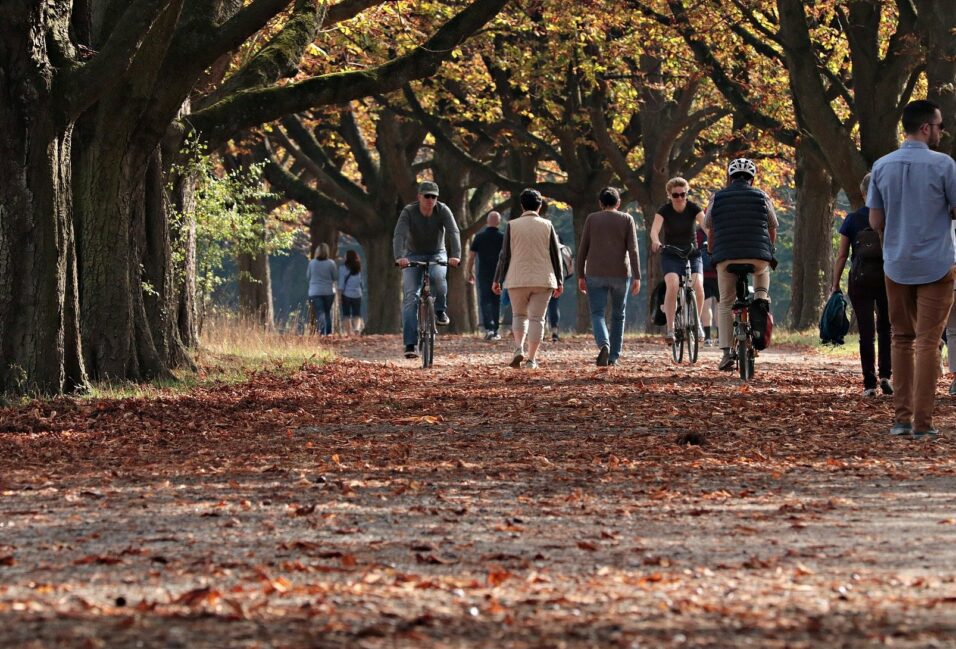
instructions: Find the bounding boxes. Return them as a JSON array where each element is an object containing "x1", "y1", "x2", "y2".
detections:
[{"x1": 2, "y1": 0, "x2": 954, "y2": 396}]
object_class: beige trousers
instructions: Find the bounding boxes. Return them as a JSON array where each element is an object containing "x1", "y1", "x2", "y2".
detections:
[
  {"x1": 509, "y1": 287, "x2": 553, "y2": 357},
  {"x1": 716, "y1": 259, "x2": 770, "y2": 349}
]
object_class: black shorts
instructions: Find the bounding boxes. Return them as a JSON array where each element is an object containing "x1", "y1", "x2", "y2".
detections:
[
  {"x1": 341, "y1": 296, "x2": 362, "y2": 317},
  {"x1": 704, "y1": 277, "x2": 719, "y2": 300}
]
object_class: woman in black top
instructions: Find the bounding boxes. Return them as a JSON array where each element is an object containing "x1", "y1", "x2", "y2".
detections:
[{"x1": 649, "y1": 177, "x2": 706, "y2": 342}]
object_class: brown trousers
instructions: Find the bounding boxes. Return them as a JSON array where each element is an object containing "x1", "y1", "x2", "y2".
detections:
[{"x1": 885, "y1": 268, "x2": 956, "y2": 431}]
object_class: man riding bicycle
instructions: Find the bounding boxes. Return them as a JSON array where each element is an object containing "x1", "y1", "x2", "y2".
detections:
[
  {"x1": 650, "y1": 177, "x2": 706, "y2": 344},
  {"x1": 704, "y1": 158, "x2": 778, "y2": 371},
  {"x1": 393, "y1": 181, "x2": 461, "y2": 359}
]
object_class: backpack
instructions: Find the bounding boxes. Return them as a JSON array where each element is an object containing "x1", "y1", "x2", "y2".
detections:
[
  {"x1": 849, "y1": 227, "x2": 884, "y2": 292},
  {"x1": 820, "y1": 290, "x2": 850, "y2": 345},
  {"x1": 559, "y1": 244, "x2": 574, "y2": 280},
  {"x1": 651, "y1": 281, "x2": 667, "y2": 326},
  {"x1": 748, "y1": 298, "x2": 773, "y2": 350}
]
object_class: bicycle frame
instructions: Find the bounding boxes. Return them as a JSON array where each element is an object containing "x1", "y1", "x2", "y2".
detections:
[
  {"x1": 401, "y1": 260, "x2": 446, "y2": 368},
  {"x1": 662, "y1": 245, "x2": 700, "y2": 364},
  {"x1": 729, "y1": 267, "x2": 756, "y2": 380}
]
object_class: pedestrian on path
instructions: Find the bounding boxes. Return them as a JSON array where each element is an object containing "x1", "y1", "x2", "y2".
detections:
[
  {"x1": 307, "y1": 243, "x2": 337, "y2": 335},
  {"x1": 466, "y1": 211, "x2": 504, "y2": 341},
  {"x1": 831, "y1": 173, "x2": 893, "y2": 397},
  {"x1": 493, "y1": 189, "x2": 564, "y2": 369},
  {"x1": 576, "y1": 187, "x2": 641, "y2": 366},
  {"x1": 869, "y1": 99, "x2": 956, "y2": 438},
  {"x1": 338, "y1": 249, "x2": 364, "y2": 336}
]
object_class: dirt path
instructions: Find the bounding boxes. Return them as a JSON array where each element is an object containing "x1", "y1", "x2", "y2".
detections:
[{"x1": 2, "y1": 335, "x2": 956, "y2": 648}]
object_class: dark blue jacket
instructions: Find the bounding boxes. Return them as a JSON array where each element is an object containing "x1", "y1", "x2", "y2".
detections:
[{"x1": 710, "y1": 181, "x2": 774, "y2": 265}]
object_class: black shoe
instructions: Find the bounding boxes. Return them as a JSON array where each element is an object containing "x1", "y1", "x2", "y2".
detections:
[
  {"x1": 718, "y1": 350, "x2": 734, "y2": 371},
  {"x1": 596, "y1": 344, "x2": 610, "y2": 367},
  {"x1": 880, "y1": 378, "x2": 894, "y2": 395},
  {"x1": 435, "y1": 311, "x2": 450, "y2": 326},
  {"x1": 551, "y1": 332, "x2": 560, "y2": 342},
  {"x1": 404, "y1": 345, "x2": 418, "y2": 359}
]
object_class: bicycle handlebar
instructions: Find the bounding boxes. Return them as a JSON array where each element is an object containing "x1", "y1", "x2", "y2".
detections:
[
  {"x1": 660, "y1": 245, "x2": 698, "y2": 259},
  {"x1": 395, "y1": 260, "x2": 449, "y2": 268}
]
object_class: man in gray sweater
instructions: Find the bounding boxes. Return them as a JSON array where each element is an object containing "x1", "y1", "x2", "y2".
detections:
[
  {"x1": 393, "y1": 181, "x2": 462, "y2": 358},
  {"x1": 576, "y1": 187, "x2": 642, "y2": 366}
]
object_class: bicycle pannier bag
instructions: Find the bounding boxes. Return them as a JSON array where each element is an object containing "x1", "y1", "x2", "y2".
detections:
[
  {"x1": 849, "y1": 227, "x2": 884, "y2": 292},
  {"x1": 748, "y1": 298, "x2": 773, "y2": 350}
]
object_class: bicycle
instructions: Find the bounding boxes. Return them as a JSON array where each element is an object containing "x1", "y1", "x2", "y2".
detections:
[
  {"x1": 661, "y1": 245, "x2": 701, "y2": 364},
  {"x1": 398, "y1": 260, "x2": 447, "y2": 368},
  {"x1": 725, "y1": 263, "x2": 757, "y2": 380}
]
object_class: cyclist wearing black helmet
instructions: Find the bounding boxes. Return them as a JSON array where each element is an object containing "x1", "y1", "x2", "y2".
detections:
[{"x1": 704, "y1": 158, "x2": 778, "y2": 371}]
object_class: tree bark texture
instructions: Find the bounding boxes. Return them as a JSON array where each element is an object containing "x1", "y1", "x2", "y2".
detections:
[
  {"x1": 789, "y1": 142, "x2": 837, "y2": 330},
  {"x1": 362, "y1": 232, "x2": 402, "y2": 334},
  {"x1": 238, "y1": 246, "x2": 275, "y2": 328},
  {"x1": 0, "y1": 6, "x2": 87, "y2": 395},
  {"x1": 916, "y1": 0, "x2": 956, "y2": 159}
]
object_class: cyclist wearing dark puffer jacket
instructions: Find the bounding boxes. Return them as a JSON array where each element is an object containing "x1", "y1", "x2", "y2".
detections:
[{"x1": 704, "y1": 158, "x2": 778, "y2": 371}]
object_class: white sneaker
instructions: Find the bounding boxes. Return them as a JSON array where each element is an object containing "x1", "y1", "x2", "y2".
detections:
[{"x1": 863, "y1": 388, "x2": 878, "y2": 397}]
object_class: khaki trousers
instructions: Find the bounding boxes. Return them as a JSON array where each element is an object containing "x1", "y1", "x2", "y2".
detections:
[
  {"x1": 509, "y1": 287, "x2": 553, "y2": 354},
  {"x1": 885, "y1": 268, "x2": 956, "y2": 431},
  {"x1": 716, "y1": 259, "x2": 770, "y2": 349}
]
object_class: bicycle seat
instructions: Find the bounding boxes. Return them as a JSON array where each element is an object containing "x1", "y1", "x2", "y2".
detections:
[{"x1": 726, "y1": 263, "x2": 755, "y2": 276}]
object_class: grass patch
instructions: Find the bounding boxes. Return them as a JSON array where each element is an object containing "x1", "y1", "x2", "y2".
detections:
[
  {"x1": 82, "y1": 317, "x2": 334, "y2": 401},
  {"x1": 774, "y1": 330, "x2": 859, "y2": 357}
]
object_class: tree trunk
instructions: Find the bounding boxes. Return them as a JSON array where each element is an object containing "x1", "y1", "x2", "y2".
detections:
[
  {"x1": 639, "y1": 201, "x2": 664, "y2": 332},
  {"x1": 789, "y1": 142, "x2": 837, "y2": 330},
  {"x1": 0, "y1": 13, "x2": 87, "y2": 395},
  {"x1": 572, "y1": 202, "x2": 592, "y2": 332},
  {"x1": 363, "y1": 231, "x2": 402, "y2": 334},
  {"x1": 309, "y1": 212, "x2": 338, "y2": 256},
  {"x1": 917, "y1": 0, "x2": 956, "y2": 159},
  {"x1": 238, "y1": 247, "x2": 275, "y2": 328},
  {"x1": 144, "y1": 149, "x2": 194, "y2": 368}
]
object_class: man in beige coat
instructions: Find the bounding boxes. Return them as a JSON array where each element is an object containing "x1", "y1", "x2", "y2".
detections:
[{"x1": 493, "y1": 189, "x2": 564, "y2": 369}]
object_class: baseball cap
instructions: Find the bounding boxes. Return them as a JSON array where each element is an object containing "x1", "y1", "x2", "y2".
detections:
[{"x1": 418, "y1": 181, "x2": 439, "y2": 196}]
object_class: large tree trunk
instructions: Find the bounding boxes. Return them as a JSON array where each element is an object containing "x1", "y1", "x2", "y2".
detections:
[
  {"x1": 789, "y1": 142, "x2": 838, "y2": 330},
  {"x1": 917, "y1": 0, "x2": 956, "y2": 160},
  {"x1": 0, "y1": 13, "x2": 87, "y2": 395},
  {"x1": 144, "y1": 149, "x2": 194, "y2": 368},
  {"x1": 363, "y1": 231, "x2": 402, "y2": 334}
]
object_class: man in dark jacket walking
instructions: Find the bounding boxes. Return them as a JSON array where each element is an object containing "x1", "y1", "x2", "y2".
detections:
[
  {"x1": 705, "y1": 158, "x2": 778, "y2": 371},
  {"x1": 466, "y1": 211, "x2": 504, "y2": 340}
]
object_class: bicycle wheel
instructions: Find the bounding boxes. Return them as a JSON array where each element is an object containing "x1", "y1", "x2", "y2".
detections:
[
  {"x1": 737, "y1": 337, "x2": 752, "y2": 381},
  {"x1": 686, "y1": 288, "x2": 700, "y2": 364},
  {"x1": 671, "y1": 302, "x2": 684, "y2": 363},
  {"x1": 418, "y1": 299, "x2": 434, "y2": 368}
]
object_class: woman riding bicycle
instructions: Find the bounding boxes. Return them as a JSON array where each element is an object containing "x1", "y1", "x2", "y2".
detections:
[{"x1": 649, "y1": 177, "x2": 706, "y2": 344}]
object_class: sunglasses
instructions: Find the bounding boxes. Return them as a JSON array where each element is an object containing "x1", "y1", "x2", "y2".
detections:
[
  {"x1": 671, "y1": 192, "x2": 687, "y2": 199},
  {"x1": 422, "y1": 194, "x2": 438, "y2": 200},
  {"x1": 928, "y1": 121, "x2": 946, "y2": 130}
]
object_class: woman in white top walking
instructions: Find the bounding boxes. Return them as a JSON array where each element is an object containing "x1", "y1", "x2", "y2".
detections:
[{"x1": 493, "y1": 189, "x2": 564, "y2": 368}]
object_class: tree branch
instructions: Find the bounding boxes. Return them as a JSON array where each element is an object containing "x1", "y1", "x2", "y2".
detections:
[
  {"x1": 190, "y1": 0, "x2": 509, "y2": 148},
  {"x1": 59, "y1": 0, "x2": 175, "y2": 118}
]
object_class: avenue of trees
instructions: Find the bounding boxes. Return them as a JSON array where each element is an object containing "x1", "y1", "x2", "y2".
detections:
[{"x1": 2, "y1": 0, "x2": 954, "y2": 396}]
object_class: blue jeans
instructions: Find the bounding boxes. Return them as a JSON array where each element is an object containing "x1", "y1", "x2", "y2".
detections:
[
  {"x1": 586, "y1": 276, "x2": 629, "y2": 362},
  {"x1": 477, "y1": 276, "x2": 500, "y2": 333},
  {"x1": 402, "y1": 254, "x2": 448, "y2": 347},
  {"x1": 547, "y1": 295, "x2": 560, "y2": 329},
  {"x1": 309, "y1": 294, "x2": 334, "y2": 335}
]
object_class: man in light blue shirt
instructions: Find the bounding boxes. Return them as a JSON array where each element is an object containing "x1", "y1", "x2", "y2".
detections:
[{"x1": 869, "y1": 99, "x2": 956, "y2": 439}]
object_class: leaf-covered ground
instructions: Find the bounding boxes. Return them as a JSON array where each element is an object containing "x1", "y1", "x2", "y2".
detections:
[{"x1": 2, "y1": 335, "x2": 955, "y2": 648}]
